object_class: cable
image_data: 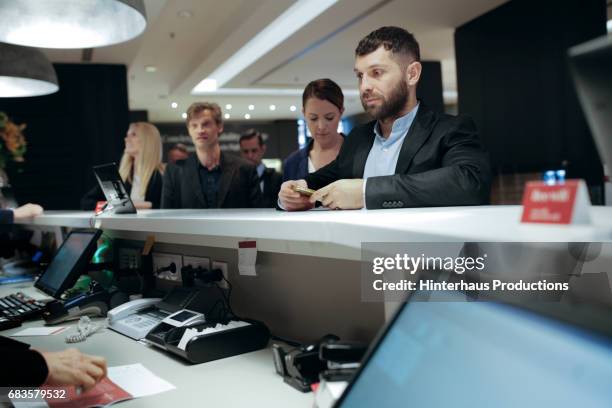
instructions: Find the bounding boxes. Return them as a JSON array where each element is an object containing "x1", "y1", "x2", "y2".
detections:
[
  {"x1": 65, "y1": 316, "x2": 105, "y2": 343},
  {"x1": 270, "y1": 335, "x2": 302, "y2": 348},
  {"x1": 216, "y1": 277, "x2": 237, "y2": 319}
]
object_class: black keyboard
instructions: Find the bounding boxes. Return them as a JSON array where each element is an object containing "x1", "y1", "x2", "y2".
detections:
[
  {"x1": 0, "y1": 316, "x2": 21, "y2": 331},
  {"x1": 0, "y1": 292, "x2": 46, "y2": 321}
]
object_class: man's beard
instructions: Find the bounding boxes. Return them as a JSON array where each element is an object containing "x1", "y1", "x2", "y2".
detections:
[{"x1": 361, "y1": 78, "x2": 409, "y2": 121}]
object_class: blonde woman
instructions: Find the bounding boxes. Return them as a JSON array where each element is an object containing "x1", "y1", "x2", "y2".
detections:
[{"x1": 81, "y1": 122, "x2": 165, "y2": 210}]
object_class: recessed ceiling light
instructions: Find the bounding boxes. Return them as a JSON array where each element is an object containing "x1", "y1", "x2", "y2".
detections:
[
  {"x1": 171, "y1": 102, "x2": 178, "y2": 109},
  {"x1": 248, "y1": 104, "x2": 255, "y2": 111},
  {"x1": 225, "y1": 104, "x2": 232, "y2": 110},
  {"x1": 224, "y1": 113, "x2": 230, "y2": 119},
  {"x1": 244, "y1": 113, "x2": 251, "y2": 119},
  {"x1": 191, "y1": 87, "x2": 359, "y2": 97},
  {"x1": 290, "y1": 105, "x2": 297, "y2": 112},
  {"x1": 177, "y1": 10, "x2": 194, "y2": 19},
  {"x1": 269, "y1": 104, "x2": 276, "y2": 111},
  {"x1": 145, "y1": 65, "x2": 157, "y2": 73},
  {"x1": 196, "y1": 78, "x2": 217, "y2": 92},
  {"x1": 181, "y1": 112, "x2": 187, "y2": 119}
]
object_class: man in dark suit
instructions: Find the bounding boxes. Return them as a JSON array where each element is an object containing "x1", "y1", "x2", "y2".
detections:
[
  {"x1": 239, "y1": 129, "x2": 282, "y2": 208},
  {"x1": 162, "y1": 102, "x2": 262, "y2": 209},
  {"x1": 279, "y1": 26, "x2": 491, "y2": 210}
]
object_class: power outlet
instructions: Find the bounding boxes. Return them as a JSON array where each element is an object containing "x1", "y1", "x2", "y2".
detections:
[
  {"x1": 212, "y1": 261, "x2": 229, "y2": 289},
  {"x1": 118, "y1": 247, "x2": 141, "y2": 270},
  {"x1": 152, "y1": 252, "x2": 183, "y2": 282},
  {"x1": 183, "y1": 256, "x2": 211, "y2": 271}
]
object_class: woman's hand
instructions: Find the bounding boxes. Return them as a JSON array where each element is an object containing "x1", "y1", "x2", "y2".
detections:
[{"x1": 133, "y1": 201, "x2": 153, "y2": 209}]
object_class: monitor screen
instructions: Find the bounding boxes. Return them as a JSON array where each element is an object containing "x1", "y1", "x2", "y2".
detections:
[
  {"x1": 35, "y1": 230, "x2": 101, "y2": 297},
  {"x1": 93, "y1": 162, "x2": 136, "y2": 214},
  {"x1": 170, "y1": 310, "x2": 197, "y2": 322},
  {"x1": 337, "y1": 291, "x2": 612, "y2": 408}
]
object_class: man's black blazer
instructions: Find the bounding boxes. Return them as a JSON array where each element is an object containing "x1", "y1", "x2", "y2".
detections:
[
  {"x1": 260, "y1": 167, "x2": 283, "y2": 208},
  {"x1": 304, "y1": 104, "x2": 491, "y2": 209},
  {"x1": 161, "y1": 152, "x2": 262, "y2": 209}
]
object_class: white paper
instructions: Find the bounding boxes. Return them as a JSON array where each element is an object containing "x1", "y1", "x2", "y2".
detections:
[
  {"x1": 177, "y1": 320, "x2": 251, "y2": 350},
  {"x1": 238, "y1": 242, "x2": 257, "y2": 276},
  {"x1": 10, "y1": 326, "x2": 67, "y2": 336},
  {"x1": 11, "y1": 364, "x2": 174, "y2": 408},
  {"x1": 107, "y1": 363, "x2": 175, "y2": 398}
]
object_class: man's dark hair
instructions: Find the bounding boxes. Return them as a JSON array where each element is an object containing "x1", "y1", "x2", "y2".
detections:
[
  {"x1": 302, "y1": 78, "x2": 344, "y2": 111},
  {"x1": 186, "y1": 101, "x2": 223, "y2": 125},
  {"x1": 169, "y1": 143, "x2": 188, "y2": 153},
  {"x1": 355, "y1": 26, "x2": 420, "y2": 62},
  {"x1": 240, "y1": 129, "x2": 264, "y2": 146}
]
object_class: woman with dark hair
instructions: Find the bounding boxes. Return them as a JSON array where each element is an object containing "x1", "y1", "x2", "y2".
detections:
[{"x1": 283, "y1": 78, "x2": 345, "y2": 181}]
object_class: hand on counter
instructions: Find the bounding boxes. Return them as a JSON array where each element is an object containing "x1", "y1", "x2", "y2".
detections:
[
  {"x1": 133, "y1": 201, "x2": 153, "y2": 210},
  {"x1": 278, "y1": 180, "x2": 314, "y2": 211},
  {"x1": 310, "y1": 179, "x2": 364, "y2": 210},
  {"x1": 40, "y1": 348, "x2": 107, "y2": 392},
  {"x1": 13, "y1": 203, "x2": 44, "y2": 219}
]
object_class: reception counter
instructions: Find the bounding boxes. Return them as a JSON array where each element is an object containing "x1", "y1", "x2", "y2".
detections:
[
  {"x1": 6, "y1": 204, "x2": 612, "y2": 407},
  {"x1": 15, "y1": 206, "x2": 612, "y2": 261},
  {"x1": 12, "y1": 205, "x2": 612, "y2": 342}
]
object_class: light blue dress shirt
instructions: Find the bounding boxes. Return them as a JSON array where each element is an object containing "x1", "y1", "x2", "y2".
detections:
[
  {"x1": 363, "y1": 103, "x2": 420, "y2": 197},
  {"x1": 256, "y1": 162, "x2": 265, "y2": 192}
]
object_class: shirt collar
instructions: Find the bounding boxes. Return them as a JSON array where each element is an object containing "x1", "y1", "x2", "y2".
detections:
[
  {"x1": 197, "y1": 150, "x2": 223, "y2": 172},
  {"x1": 256, "y1": 162, "x2": 265, "y2": 177},
  {"x1": 373, "y1": 102, "x2": 420, "y2": 143}
]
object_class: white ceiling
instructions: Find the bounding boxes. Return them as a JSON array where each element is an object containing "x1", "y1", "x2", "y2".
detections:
[{"x1": 41, "y1": 0, "x2": 508, "y2": 122}]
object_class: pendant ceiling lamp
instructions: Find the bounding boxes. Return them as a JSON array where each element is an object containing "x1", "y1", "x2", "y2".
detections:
[
  {"x1": 0, "y1": 0, "x2": 147, "y2": 49},
  {"x1": 0, "y1": 42, "x2": 58, "y2": 97}
]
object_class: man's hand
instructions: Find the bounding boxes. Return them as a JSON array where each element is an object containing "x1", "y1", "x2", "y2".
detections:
[
  {"x1": 310, "y1": 179, "x2": 365, "y2": 210},
  {"x1": 40, "y1": 348, "x2": 107, "y2": 392},
  {"x1": 12, "y1": 203, "x2": 43, "y2": 219},
  {"x1": 278, "y1": 180, "x2": 314, "y2": 211}
]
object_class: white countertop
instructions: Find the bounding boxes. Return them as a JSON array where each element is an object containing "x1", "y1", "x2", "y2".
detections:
[
  {"x1": 15, "y1": 206, "x2": 612, "y2": 260},
  {"x1": 0, "y1": 285, "x2": 311, "y2": 408}
]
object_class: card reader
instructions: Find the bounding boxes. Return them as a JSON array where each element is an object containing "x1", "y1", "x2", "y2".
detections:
[{"x1": 145, "y1": 309, "x2": 206, "y2": 349}]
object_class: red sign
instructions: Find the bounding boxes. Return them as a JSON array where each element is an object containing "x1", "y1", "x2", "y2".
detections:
[
  {"x1": 521, "y1": 180, "x2": 587, "y2": 224},
  {"x1": 94, "y1": 201, "x2": 108, "y2": 214},
  {"x1": 238, "y1": 240, "x2": 257, "y2": 249}
]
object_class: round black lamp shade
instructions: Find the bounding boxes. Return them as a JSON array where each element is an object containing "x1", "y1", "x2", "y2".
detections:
[
  {"x1": 0, "y1": 43, "x2": 59, "y2": 97},
  {"x1": 0, "y1": 0, "x2": 147, "y2": 49}
]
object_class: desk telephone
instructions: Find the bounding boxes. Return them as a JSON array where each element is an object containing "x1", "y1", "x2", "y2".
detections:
[{"x1": 107, "y1": 298, "x2": 163, "y2": 340}]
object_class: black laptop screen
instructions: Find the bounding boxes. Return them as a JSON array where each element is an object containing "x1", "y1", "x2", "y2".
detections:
[{"x1": 35, "y1": 230, "x2": 101, "y2": 297}]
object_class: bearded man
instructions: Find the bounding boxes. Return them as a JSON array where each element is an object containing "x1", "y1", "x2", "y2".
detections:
[{"x1": 279, "y1": 26, "x2": 491, "y2": 210}]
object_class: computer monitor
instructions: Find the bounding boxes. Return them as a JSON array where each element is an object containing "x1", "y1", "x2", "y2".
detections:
[
  {"x1": 335, "y1": 290, "x2": 612, "y2": 408},
  {"x1": 35, "y1": 229, "x2": 102, "y2": 298},
  {"x1": 568, "y1": 35, "x2": 612, "y2": 171},
  {"x1": 93, "y1": 162, "x2": 136, "y2": 214}
]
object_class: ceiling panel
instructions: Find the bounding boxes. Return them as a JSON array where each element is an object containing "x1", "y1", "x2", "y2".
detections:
[{"x1": 38, "y1": 0, "x2": 509, "y2": 122}]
